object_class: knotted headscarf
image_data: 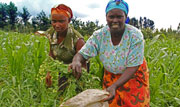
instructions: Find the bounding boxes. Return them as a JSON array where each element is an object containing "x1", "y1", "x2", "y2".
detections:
[
  {"x1": 51, "y1": 4, "x2": 73, "y2": 22},
  {"x1": 105, "y1": 0, "x2": 129, "y2": 23},
  {"x1": 106, "y1": 0, "x2": 129, "y2": 15}
]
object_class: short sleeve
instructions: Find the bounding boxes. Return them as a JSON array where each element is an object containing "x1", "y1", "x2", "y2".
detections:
[
  {"x1": 127, "y1": 31, "x2": 144, "y2": 67},
  {"x1": 79, "y1": 31, "x2": 100, "y2": 59}
]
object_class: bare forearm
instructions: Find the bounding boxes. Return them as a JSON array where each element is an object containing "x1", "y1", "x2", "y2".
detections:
[
  {"x1": 72, "y1": 53, "x2": 86, "y2": 65},
  {"x1": 103, "y1": 66, "x2": 139, "y2": 101},
  {"x1": 113, "y1": 66, "x2": 139, "y2": 89}
]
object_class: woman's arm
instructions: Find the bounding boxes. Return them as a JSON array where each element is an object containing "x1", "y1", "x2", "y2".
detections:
[
  {"x1": 35, "y1": 31, "x2": 46, "y2": 36},
  {"x1": 75, "y1": 38, "x2": 85, "y2": 53},
  {"x1": 49, "y1": 49, "x2": 56, "y2": 59},
  {"x1": 103, "y1": 66, "x2": 139, "y2": 101},
  {"x1": 69, "y1": 53, "x2": 86, "y2": 79},
  {"x1": 75, "y1": 38, "x2": 88, "y2": 70},
  {"x1": 71, "y1": 31, "x2": 101, "y2": 78}
]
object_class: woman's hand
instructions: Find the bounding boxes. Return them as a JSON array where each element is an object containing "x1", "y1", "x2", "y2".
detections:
[
  {"x1": 69, "y1": 61, "x2": 82, "y2": 79},
  {"x1": 69, "y1": 53, "x2": 86, "y2": 79},
  {"x1": 103, "y1": 84, "x2": 117, "y2": 102},
  {"x1": 103, "y1": 66, "x2": 140, "y2": 102}
]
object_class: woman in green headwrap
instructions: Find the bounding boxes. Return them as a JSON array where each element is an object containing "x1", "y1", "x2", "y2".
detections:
[{"x1": 69, "y1": 0, "x2": 150, "y2": 106}]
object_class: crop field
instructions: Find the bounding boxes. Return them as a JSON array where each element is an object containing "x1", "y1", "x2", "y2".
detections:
[{"x1": 0, "y1": 30, "x2": 180, "y2": 107}]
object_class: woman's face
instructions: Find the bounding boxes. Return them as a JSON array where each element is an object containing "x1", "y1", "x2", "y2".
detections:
[
  {"x1": 106, "y1": 9, "x2": 126, "y2": 33},
  {"x1": 51, "y1": 14, "x2": 69, "y2": 33}
]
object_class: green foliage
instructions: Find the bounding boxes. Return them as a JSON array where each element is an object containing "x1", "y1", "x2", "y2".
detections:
[
  {"x1": 0, "y1": 30, "x2": 101, "y2": 106},
  {"x1": 0, "y1": 1, "x2": 52, "y2": 33},
  {"x1": 145, "y1": 36, "x2": 180, "y2": 106},
  {"x1": 0, "y1": 3, "x2": 8, "y2": 28},
  {"x1": 0, "y1": 31, "x2": 49, "y2": 86},
  {"x1": 19, "y1": 7, "x2": 31, "y2": 26},
  {"x1": 6, "y1": 2, "x2": 18, "y2": 30},
  {"x1": 89, "y1": 56, "x2": 104, "y2": 85},
  {"x1": 1, "y1": 1, "x2": 180, "y2": 37},
  {"x1": 37, "y1": 56, "x2": 101, "y2": 103},
  {"x1": 0, "y1": 30, "x2": 51, "y2": 106},
  {"x1": 31, "y1": 17, "x2": 39, "y2": 32},
  {"x1": 141, "y1": 26, "x2": 180, "y2": 40},
  {"x1": 129, "y1": 17, "x2": 155, "y2": 30},
  {"x1": 71, "y1": 17, "x2": 103, "y2": 36},
  {"x1": 177, "y1": 23, "x2": 180, "y2": 31},
  {"x1": 141, "y1": 28, "x2": 155, "y2": 39},
  {"x1": 36, "y1": 10, "x2": 51, "y2": 31}
]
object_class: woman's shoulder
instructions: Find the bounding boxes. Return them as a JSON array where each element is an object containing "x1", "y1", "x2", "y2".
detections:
[
  {"x1": 126, "y1": 24, "x2": 143, "y2": 40},
  {"x1": 69, "y1": 25, "x2": 83, "y2": 39},
  {"x1": 93, "y1": 25, "x2": 109, "y2": 36},
  {"x1": 35, "y1": 31, "x2": 46, "y2": 36},
  {"x1": 126, "y1": 24, "x2": 142, "y2": 34}
]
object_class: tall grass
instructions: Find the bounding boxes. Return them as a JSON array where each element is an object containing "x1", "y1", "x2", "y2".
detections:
[
  {"x1": 145, "y1": 35, "x2": 180, "y2": 106},
  {"x1": 0, "y1": 31, "x2": 52, "y2": 106}
]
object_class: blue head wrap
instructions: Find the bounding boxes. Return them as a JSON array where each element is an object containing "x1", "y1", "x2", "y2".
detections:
[
  {"x1": 105, "y1": 0, "x2": 129, "y2": 23},
  {"x1": 106, "y1": 0, "x2": 129, "y2": 15}
]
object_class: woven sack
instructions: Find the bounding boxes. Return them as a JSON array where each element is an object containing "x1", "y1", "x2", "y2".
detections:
[{"x1": 60, "y1": 89, "x2": 109, "y2": 107}]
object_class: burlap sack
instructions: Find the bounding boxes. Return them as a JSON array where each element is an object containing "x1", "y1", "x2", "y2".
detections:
[{"x1": 60, "y1": 89, "x2": 109, "y2": 107}]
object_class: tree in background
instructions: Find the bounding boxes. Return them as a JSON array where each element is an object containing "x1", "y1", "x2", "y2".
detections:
[
  {"x1": 84, "y1": 21, "x2": 99, "y2": 36},
  {"x1": 129, "y1": 17, "x2": 139, "y2": 28},
  {"x1": 177, "y1": 23, "x2": 180, "y2": 32},
  {"x1": 17, "y1": 7, "x2": 31, "y2": 33},
  {"x1": 129, "y1": 17, "x2": 155, "y2": 39},
  {"x1": 129, "y1": 17, "x2": 155, "y2": 30},
  {"x1": 1, "y1": 1, "x2": 179, "y2": 40},
  {"x1": 71, "y1": 17, "x2": 103, "y2": 36},
  {"x1": 149, "y1": 19, "x2": 155, "y2": 30},
  {"x1": 31, "y1": 16, "x2": 39, "y2": 32},
  {"x1": 0, "y1": 3, "x2": 8, "y2": 29},
  {"x1": 6, "y1": 2, "x2": 18, "y2": 30},
  {"x1": 36, "y1": 10, "x2": 50, "y2": 31},
  {"x1": 71, "y1": 17, "x2": 84, "y2": 33},
  {"x1": 19, "y1": 7, "x2": 31, "y2": 26},
  {"x1": 143, "y1": 17, "x2": 148, "y2": 28},
  {"x1": 139, "y1": 17, "x2": 143, "y2": 29}
]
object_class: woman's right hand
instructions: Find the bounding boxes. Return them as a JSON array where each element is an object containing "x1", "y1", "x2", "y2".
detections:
[
  {"x1": 69, "y1": 61, "x2": 82, "y2": 79},
  {"x1": 69, "y1": 53, "x2": 85, "y2": 79}
]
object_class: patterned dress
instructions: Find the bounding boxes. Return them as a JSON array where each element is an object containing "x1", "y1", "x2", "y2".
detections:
[{"x1": 79, "y1": 24, "x2": 150, "y2": 106}]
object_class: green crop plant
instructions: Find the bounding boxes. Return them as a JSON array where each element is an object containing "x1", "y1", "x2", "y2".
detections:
[
  {"x1": 145, "y1": 35, "x2": 180, "y2": 106},
  {"x1": 37, "y1": 56, "x2": 101, "y2": 105}
]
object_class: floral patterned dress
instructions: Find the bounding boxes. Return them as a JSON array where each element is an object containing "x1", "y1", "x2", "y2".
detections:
[{"x1": 79, "y1": 24, "x2": 150, "y2": 107}]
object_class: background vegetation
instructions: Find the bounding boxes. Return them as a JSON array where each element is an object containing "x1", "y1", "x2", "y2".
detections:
[{"x1": 1, "y1": 1, "x2": 180, "y2": 36}]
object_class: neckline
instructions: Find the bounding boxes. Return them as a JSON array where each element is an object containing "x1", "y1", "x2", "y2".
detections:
[
  {"x1": 56, "y1": 25, "x2": 71, "y2": 45},
  {"x1": 109, "y1": 25, "x2": 127, "y2": 47}
]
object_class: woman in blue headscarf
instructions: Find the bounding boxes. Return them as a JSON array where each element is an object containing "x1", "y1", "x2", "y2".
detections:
[{"x1": 70, "y1": 0, "x2": 150, "y2": 106}]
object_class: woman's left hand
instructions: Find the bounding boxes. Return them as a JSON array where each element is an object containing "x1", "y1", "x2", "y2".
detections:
[
  {"x1": 103, "y1": 66, "x2": 140, "y2": 102},
  {"x1": 103, "y1": 84, "x2": 117, "y2": 102}
]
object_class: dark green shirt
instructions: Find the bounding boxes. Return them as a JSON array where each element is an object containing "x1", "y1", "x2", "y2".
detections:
[{"x1": 45, "y1": 24, "x2": 83, "y2": 64}]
